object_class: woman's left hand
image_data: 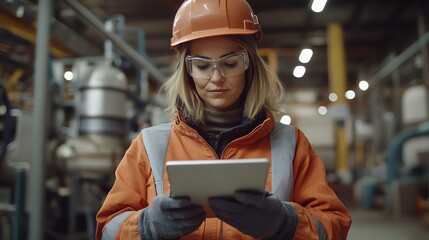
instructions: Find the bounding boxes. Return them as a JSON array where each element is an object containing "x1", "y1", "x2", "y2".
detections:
[{"x1": 209, "y1": 191, "x2": 285, "y2": 238}]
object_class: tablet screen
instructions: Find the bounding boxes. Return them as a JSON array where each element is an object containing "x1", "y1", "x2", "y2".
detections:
[{"x1": 166, "y1": 158, "x2": 269, "y2": 216}]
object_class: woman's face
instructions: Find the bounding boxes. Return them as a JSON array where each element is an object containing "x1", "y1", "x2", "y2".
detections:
[{"x1": 188, "y1": 36, "x2": 247, "y2": 111}]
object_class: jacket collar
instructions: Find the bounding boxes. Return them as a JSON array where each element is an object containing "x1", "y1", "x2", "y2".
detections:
[{"x1": 171, "y1": 110, "x2": 276, "y2": 141}]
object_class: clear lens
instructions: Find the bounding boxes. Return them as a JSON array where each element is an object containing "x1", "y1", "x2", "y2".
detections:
[{"x1": 185, "y1": 50, "x2": 249, "y2": 79}]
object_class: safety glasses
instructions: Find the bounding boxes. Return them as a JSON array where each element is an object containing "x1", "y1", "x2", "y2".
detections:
[{"x1": 185, "y1": 50, "x2": 249, "y2": 79}]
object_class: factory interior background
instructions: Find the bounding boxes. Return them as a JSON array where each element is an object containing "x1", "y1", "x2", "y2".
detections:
[{"x1": 0, "y1": 0, "x2": 429, "y2": 239}]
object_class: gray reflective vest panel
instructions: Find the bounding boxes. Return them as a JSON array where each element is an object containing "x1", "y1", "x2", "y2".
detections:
[
  {"x1": 142, "y1": 122, "x2": 171, "y2": 195},
  {"x1": 270, "y1": 122, "x2": 295, "y2": 201}
]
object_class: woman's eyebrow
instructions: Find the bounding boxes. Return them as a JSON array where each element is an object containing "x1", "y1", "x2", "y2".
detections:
[
  {"x1": 190, "y1": 51, "x2": 236, "y2": 59},
  {"x1": 220, "y1": 51, "x2": 236, "y2": 58}
]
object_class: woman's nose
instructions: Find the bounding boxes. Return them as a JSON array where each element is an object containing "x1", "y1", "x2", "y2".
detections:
[{"x1": 210, "y1": 67, "x2": 224, "y2": 82}]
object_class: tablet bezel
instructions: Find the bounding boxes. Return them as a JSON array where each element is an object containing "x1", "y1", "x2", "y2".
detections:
[{"x1": 166, "y1": 158, "x2": 269, "y2": 215}]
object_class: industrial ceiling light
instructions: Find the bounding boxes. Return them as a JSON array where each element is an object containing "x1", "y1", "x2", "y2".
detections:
[
  {"x1": 359, "y1": 80, "x2": 369, "y2": 91},
  {"x1": 328, "y1": 93, "x2": 337, "y2": 102},
  {"x1": 318, "y1": 106, "x2": 328, "y2": 116},
  {"x1": 345, "y1": 90, "x2": 356, "y2": 100},
  {"x1": 311, "y1": 0, "x2": 328, "y2": 13},
  {"x1": 293, "y1": 66, "x2": 306, "y2": 78},
  {"x1": 64, "y1": 71, "x2": 74, "y2": 81},
  {"x1": 16, "y1": 6, "x2": 25, "y2": 18},
  {"x1": 298, "y1": 48, "x2": 313, "y2": 63}
]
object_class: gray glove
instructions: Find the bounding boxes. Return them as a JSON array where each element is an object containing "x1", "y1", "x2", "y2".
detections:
[
  {"x1": 209, "y1": 191, "x2": 285, "y2": 239},
  {"x1": 140, "y1": 195, "x2": 206, "y2": 239}
]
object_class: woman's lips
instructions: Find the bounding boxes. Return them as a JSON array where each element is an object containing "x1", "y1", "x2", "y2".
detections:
[{"x1": 209, "y1": 89, "x2": 228, "y2": 95}]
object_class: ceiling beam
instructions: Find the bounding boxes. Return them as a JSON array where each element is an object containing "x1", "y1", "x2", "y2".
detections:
[{"x1": 0, "y1": 11, "x2": 72, "y2": 58}]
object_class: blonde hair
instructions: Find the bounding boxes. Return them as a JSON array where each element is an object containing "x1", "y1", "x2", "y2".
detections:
[{"x1": 160, "y1": 36, "x2": 285, "y2": 124}]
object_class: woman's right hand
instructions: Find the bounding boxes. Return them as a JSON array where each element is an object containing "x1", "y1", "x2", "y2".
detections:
[{"x1": 141, "y1": 195, "x2": 206, "y2": 239}]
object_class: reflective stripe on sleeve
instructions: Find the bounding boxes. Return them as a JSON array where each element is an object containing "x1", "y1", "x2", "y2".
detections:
[
  {"x1": 311, "y1": 214, "x2": 328, "y2": 240},
  {"x1": 102, "y1": 211, "x2": 134, "y2": 240}
]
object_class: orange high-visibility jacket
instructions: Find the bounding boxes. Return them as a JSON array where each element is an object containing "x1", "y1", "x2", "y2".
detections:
[{"x1": 96, "y1": 112, "x2": 352, "y2": 239}]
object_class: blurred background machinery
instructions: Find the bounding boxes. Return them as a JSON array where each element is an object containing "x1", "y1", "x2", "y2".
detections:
[
  {"x1": 54, "y1": 62, "x2": 129, "y2": 238},
  {"x1": 0, "y1": 3, "x2": 168, "y2": 239}
]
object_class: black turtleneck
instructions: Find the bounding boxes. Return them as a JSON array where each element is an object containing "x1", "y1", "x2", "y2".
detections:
[
  {"x1": 203, "y1": 107, "x2": 243, "y2": 133},
  {"x1": 188, "y1": 108, "x2": 266, "y2": 158}
]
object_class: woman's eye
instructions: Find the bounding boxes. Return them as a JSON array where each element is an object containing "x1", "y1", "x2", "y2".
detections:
[
  {"x1": 222, "y1": 61, "x2": 238, "y2": 68},
  {"x1": 196, "y1": 64, "x2": 210, "y2": 71}
]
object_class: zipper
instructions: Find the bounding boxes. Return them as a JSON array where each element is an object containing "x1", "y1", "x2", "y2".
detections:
[
  {"x1": 186, "y1": 122, "x2": 265, "y2": 159},
  {"x1": 187, "y1": 129, "x2": 220, "y2": 159},
  {"x1": 219, "y1": 221, "x2": 223, "y2": 240},
  {"x1": 220, "y1": 124, "x2": 264, "y2": 159}
]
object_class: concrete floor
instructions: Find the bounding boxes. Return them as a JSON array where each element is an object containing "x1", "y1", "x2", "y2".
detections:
[{"x1": 347, "y1": 208, "x2": 429, "y2": 240}]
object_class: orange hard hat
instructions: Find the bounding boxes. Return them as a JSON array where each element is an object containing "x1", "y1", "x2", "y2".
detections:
[{"x1": 170, "y1": 0, "x2": 262, "y2": 51}]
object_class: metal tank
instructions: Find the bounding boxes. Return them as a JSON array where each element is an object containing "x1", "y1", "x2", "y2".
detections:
[
  {"x1": 56, "y1": 63, "x2": 128, "y2": 178},
  {"x1": 79, "y1": 63, "x2": 128, "y2": 135}
]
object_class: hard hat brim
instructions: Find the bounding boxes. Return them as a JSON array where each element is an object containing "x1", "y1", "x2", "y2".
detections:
[{"x1": 171, "y1": 28, "x2": 262, "y2": 51}]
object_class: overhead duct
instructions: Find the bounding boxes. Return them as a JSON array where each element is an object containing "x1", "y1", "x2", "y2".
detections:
[
  {"x1": 0, "y1": 1, "x2": 101, "y2": 57},
  {"x1": 63, "y1": 0, "x2": 167, "y2": 87}
]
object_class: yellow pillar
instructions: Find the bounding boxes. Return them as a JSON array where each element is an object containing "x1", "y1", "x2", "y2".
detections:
[
  {"x1": 257, "y1": 48, "x2": 278, "y2": 73},
  {"x1": 327, "y1": 22, "x2": 350, "y2": 175}
]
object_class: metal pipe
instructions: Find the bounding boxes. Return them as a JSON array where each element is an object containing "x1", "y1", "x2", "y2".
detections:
[
  {"x1": 12, "y1": 169, "x2": 26, "y2": 240},
  {"x1": 366, "y1": 32, "x2": 429, "y2": 89},
  {"x1": 392, "y1": 70, "x2": 402, "y2": 133},
  {"x1": 417, "y1": 12, "x2": 429, "y2": 117},
  {"x1": 418, "y1": 13, "x2": 429, "y2": 83},
  {"x1": 63, "y1": 0, "x2": 167, "y2": 87},
  {"x1": 0, "y1": 83, "x2": 11, "y2": 164},
  {"x1": 29, "y1": 0, "x2": 52, "y2": 239}
]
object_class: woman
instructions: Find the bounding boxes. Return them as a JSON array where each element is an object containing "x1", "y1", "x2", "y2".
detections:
[{"x1": 96, "y1": 0, "x2": 352, "y2": 239}]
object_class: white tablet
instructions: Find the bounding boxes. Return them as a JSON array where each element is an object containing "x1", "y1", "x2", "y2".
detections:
[{"x1": 166, "y1": 158, "x2": 269, "y2": 216}]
